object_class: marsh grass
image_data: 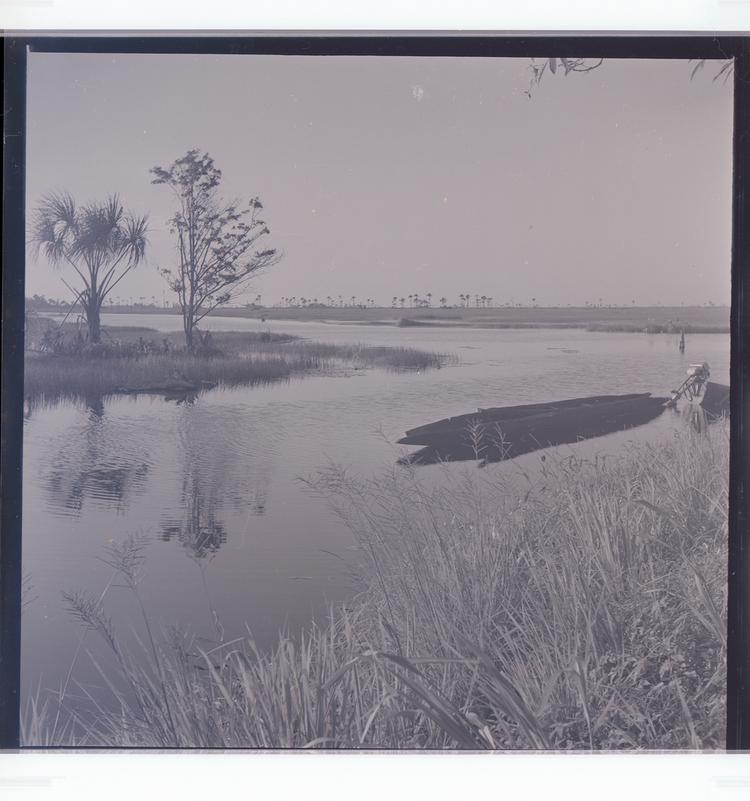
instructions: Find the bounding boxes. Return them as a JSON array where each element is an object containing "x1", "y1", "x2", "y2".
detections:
[
  {"x1": 274, "y1": 341, "x2": 448, "y2": 371},
  {"x1": 324, "y1": 424, "x2": 728, "y2": 750},
  {"x1": 182, "y1": 303, "x2": 729, "y2": 332},
  {"x1": 24, "y1": 351, "x2": 321, "y2": 405},
  {"x1": 586, "y1": 322, "x2": 729, "y2": 334},
  {"x1": 24, "y1": 320, "x2": 449, "y2": 405},
  {"x1": 25, "y1": 424, "x2": 728, "y2": 749}
]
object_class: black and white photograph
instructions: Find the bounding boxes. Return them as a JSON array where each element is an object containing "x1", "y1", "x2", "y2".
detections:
[{"x1": 10, "y1": 41, "x2": 736, "y2": 750}]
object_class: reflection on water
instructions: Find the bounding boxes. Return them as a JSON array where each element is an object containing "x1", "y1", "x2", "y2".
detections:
[
  {"x1": 46, "y1": 462, "x2": 151, "y2": 516},
  {"x1": 41, "y1": 402, "x2": 153, "y2": 516},
  {"x1": 160, "y1": 413, "x2": 232, "y2": 560},
  {"x1": 22, "y1": 317, "x2": 731, "y2": 704},
  {"x1": 84, "y1": 393, "x2": 105, "y2": 419},
  {"x1": 159, "y1": 482, "x2": 228, "y2": 559}
]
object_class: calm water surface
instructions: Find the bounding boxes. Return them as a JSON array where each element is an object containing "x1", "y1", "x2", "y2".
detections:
[{"x1": 21, "y1": 314, "x2": 730, "y2": 702}]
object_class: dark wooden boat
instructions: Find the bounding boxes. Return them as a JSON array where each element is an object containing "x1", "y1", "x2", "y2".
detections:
[
  {"x1": 398, "y1": 392, "x2": 669, "y2": 466},
  {"x1": 401, "y1": 393, "x2": 654, "y2": 443}
]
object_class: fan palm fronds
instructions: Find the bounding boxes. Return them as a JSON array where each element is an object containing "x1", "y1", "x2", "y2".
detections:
[{"x1": 29, "y1": 191, "x2": 149, "y2": 342}]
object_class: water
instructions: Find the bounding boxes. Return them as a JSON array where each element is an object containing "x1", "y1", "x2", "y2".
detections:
[{"x1": 21, "y1": 314, "x2": 730, "y2": 704}]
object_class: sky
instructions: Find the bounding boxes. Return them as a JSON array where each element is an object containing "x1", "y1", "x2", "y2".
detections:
[{"x1": 25, "y1": 52, "x2": 733, "y2": 307}]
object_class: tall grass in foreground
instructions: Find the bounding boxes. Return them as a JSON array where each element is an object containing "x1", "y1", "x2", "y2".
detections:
[{"x1": 25, "y1": 425, "x2": 727, "y2": 748}]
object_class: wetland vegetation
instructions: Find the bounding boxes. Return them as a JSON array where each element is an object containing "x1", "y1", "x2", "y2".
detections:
[
  {"x1": 25, "y1": 424, "x2": 727, "y2": 749},
  {"x1": 24, "y1": 315, "x2": 450, "y2": 406}
]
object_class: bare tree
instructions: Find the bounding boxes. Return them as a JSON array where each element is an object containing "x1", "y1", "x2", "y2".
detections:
[
  {"x1": 30, "y1": 193, "x2": 148, "y2": 343},
  {"x1": 151, "y1": 150, "x2": 280, "y2": 350}
]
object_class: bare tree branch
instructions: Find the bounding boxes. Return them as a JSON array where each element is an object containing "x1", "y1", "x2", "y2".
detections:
[{"x1": 526, "y1": 56, "x2": 733, "y2": 96}]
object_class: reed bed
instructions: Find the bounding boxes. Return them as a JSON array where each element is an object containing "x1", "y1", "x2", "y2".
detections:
[
  {"x1": 264, "y1": 341, "x2": 449, "y2": 370},
  {"x1": 25, "y1": 424, "x2": 728, "y2": 749},
  {"x1": 586, "y1": 322, "x2": 729, "y2": 334},
  {"x1": 24, "y1": 351, "x2": 321, "y2": 405},
  {"x1": 24, "y1": 323, "x2": 449, "y2": 405}
]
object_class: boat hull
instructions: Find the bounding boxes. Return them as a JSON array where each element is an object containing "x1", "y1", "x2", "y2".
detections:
[{"x1": 398, "y1": 393, "x2": 668, "y2": 466}]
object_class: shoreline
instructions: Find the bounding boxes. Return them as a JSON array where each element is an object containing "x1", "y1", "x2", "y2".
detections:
[{"x1": 30, "y1": 304, "x2": 730, "y2": 334}]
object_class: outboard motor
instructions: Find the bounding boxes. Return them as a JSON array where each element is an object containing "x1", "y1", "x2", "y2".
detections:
[{"x1": 668, "y1": 362, "x2": 711, "y2": 406}]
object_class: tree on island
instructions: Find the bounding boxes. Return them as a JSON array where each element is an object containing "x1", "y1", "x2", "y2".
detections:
[
  {"x1": 30, "y1": 193, "x2": 148, "y2": 343},
  {"x1": 151, "y1": 149, "x2": 280, "y2": 351}
]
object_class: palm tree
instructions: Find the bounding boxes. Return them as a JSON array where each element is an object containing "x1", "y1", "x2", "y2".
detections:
[{"x1": 30, "y1": 192, "x2": 148, "y2": 343}]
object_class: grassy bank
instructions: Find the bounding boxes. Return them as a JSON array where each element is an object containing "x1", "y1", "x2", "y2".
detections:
[
  {"x1": 35, "y1": 304, "x2": 730, "y2": 332},
  {"x1": 585, "y1": 322, "x2": 728, "y2": 334},
  {"x1": 28, "y1": 424, "x2": 727, "y2": 748},
  {"x1": 24, "y1": 319, "x2": 449, "y2": 405},
  {"x1": 199, "y1": 304, "x2": 730, "y2": 333}
]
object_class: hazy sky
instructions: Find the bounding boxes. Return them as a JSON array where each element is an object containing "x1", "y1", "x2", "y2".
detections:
[{"x1": 26, "y1": 52, "x2": 733, "y2": 306}]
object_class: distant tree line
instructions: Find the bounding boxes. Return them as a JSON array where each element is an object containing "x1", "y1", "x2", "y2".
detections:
[{"x1": 26, "y1": 290, "x2": 725, "y2": 317}]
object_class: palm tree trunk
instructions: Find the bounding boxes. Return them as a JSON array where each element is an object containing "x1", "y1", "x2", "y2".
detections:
[{"x1": 86, "y1": 303, "x2": 101, "y2": 344}]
